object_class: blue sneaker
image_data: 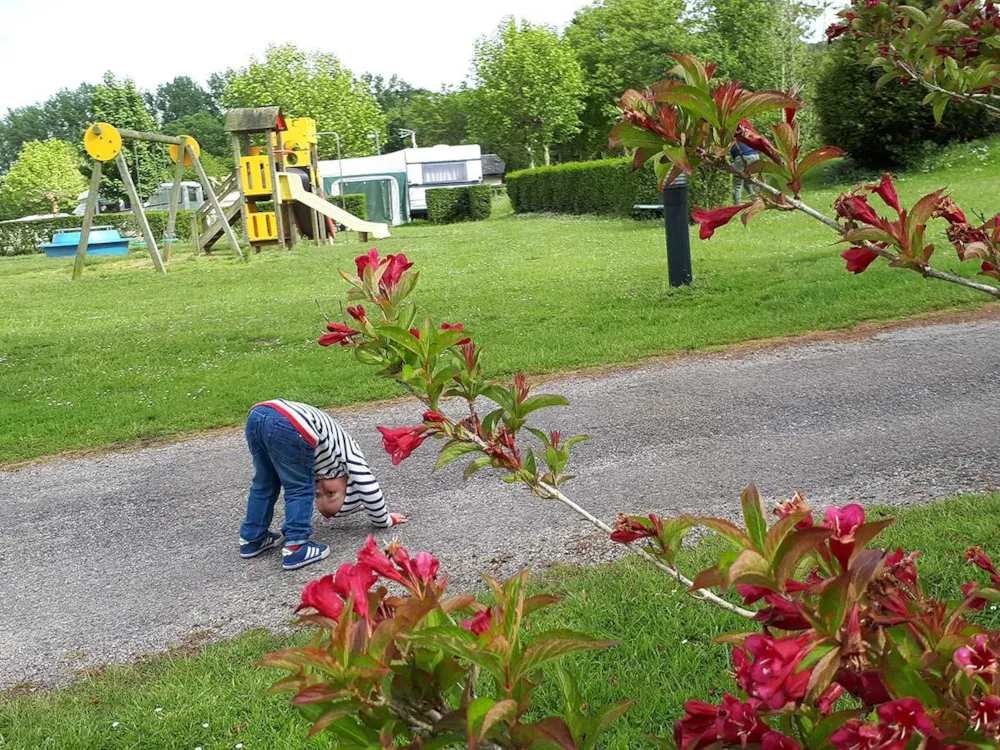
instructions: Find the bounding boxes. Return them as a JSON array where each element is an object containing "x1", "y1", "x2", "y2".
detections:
[
  {"x1": 282, "y1": 541, "x2": 330, "y2": 570},
  {"x1": 239, "y1": 531, "x2": 284, "y2": 558}
]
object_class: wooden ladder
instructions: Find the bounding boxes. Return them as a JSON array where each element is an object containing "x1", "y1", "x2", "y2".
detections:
[{"x1": 193, "y1": 173, "x2": 242, "y2": 253}]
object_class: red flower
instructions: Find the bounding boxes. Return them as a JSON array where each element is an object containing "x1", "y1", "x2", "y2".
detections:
[
  {"x1": 775, "y1": 492, "x2": 814, "y2": 529},
  {"x1": 865, "y1": 175, "x2": 901, "y2": 214},
  {"x1": 376, "y1": 425, "x2": 429, "y2": 465},
  {"x1": 381, "y1": 253, "x2": 413, "y2": 294},
  {"x1": 412, "y1": 551, "x2": 440, "y2": 584},
  {"x1": 841, "y1": 246, "x2": 880, "y2": 275},
  {"x1": 462, "y1": 607, "x2": 492, "y2": 636},
  {"x1": 877, "y1": 698, "x2": 937, "y2": 741},
  {"x1": 954, "y1": 634, "x2": 999, "y2": 676},
  {"x1": 826, "y1": 22, "x2": 850, "y2": 41},
  {"x1": 885, "y1": 548, "x2": 920, "y2": 591},
  {"x1": 346, "y1": 305, "x2": 367, "y2": 323},
  {"x1": 409, "y1": 328, "x2": 421, "y2": 339},
  {"x1": 319, "y1": 321, "x2": 361, "y2": 347},
  {"x1": 822, "y1": 504, "x2": 866, "y2": 568},
  {"x1": 716, "y1": 695, "x2": 768, "y2": 747},
  {"x1": 961, "y1": 582, "x2": 988, "y2": 611},
  {"x1": 736, "y1": 634, "x2": 812, "y2": 709},
  {"x1": 385, "y1": 542, "x2": 441, "y2": 593},
  {"x1": 830, "y1": 721, "x2": 895, "y2": 750},
  {"x1": 763, "y1": 732, "x2": 802, "y2": 750},
  {"x1": 332, "y1": 562, "x2": 377, "y2": 619},
  {"x1": 836, "y1": 669, "x2": 892, "y2": 706},
  {"x1": 817, "y1": 682, "x2": 845, "y2": 716},
  {"x1": 692, "y1": 203, "x2": 751, "y2": 240},
  {"x1": 934, "y1": 196, "x2": 968, "y2": 225},
  {"x1": 835, "y1": 193, "x2": 881, "y2": 226},
  {"x1": 422, "y1": 410, "x2": 447, "y2": 425},
  {"x1": 755, "y1": 592, "x2": 811, "y2": 630},
  {"x1": 357, "y1": 535, "x2": 405, "y2": 586},
  {"x1": 675, "y1": 700, "x2": 720, "y2": 750},
  {"x1": 610, "y1": 514, "x2": 658, "y2": 543},
  {"x1": 295, "y1": 575, "x2": 345, "y2": 621},
  {"x1": 970, "y1": 695, "x2": 1000, "y2": 731},
  {"x1": 735, "y1": 119, "x2": 782, "y2": 163},
  {"x1": 966, "y1": 546, "x2": 1000, "y2": 580},
  {"x1": 355, "y1": 248, "x2": 380, "y2": 277}
]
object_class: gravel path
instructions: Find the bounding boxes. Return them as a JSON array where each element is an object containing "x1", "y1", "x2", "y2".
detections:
[{"x1": 4, "y1": 319, "x2": 1000, "y2": 688}]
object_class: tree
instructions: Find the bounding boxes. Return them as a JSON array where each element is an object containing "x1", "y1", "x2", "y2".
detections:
[
  {"x1": 150, "y1": 76, "x2": 218, "y2": 124},
  {"x1": 163, "y1": 111, "x2": 228, "y2": 157},
  {"x1": 564, "y1": 0, "x2": 697, "y2": 159},
  {"x1": 91, "y1": 73, "x2": 167, "y2": 203},
  {"x1": 221, "y1": 44, "x2": 387, "y2": 159},
  {"x1": 0, "y1": 139, "x2": 86, "y2": 217},
  {"x1": 406, "y1": 88, "x2": 473, "y2": 147},
  {"x1": 362, "y1": 74, "x2": 429, "y2": 151},
  {"x1": 469, "y1": 19, "x2": 586, "y2": 168},
  {"x1": 0, "y1": 83, "x2": 94, "y2": 171}
]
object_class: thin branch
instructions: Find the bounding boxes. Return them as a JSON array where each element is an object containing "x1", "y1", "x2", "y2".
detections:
[
  {"x1": 715, "y1": 161, "x2": 1000, "y2": 299},
  {"x1": 895, "y1": 58, "x2": 1000, "y2": 117},
  {"x1": 533, "y1": 479, "x2": 757, "y2": 620}
]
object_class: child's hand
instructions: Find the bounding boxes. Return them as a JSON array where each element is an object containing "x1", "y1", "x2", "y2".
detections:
[{"x1": 389, "y1": 513, "x2": 409, "y2": 526}]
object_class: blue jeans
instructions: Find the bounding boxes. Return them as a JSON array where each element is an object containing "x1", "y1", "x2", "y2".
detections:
[{"x1": 240, "y1": 405, "x2": 315, "y2": 546}]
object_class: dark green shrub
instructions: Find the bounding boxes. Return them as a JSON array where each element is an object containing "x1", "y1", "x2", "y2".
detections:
[
  {"x1": 0, "y1": 209, "x2": 194, "y2": 256},
  {"x1": 426, "y1": 186, "x2": 493, "y2": 224},
  {"x1": 327, "y1": 194, "x2": 367, "y2": 221},
  {"x1": 505, "y1": 158, "x2": 730, "y2": 218},
  {"x1": 815, "y1": 43, "x2": 1000, "y2": 169}
]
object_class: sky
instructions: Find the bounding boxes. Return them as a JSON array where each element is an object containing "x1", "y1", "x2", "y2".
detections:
[{"x1": 0, "y1": 0, "x2": 841, "y2": 113}]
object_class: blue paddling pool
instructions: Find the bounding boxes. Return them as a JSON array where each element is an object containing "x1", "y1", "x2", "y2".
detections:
[{"x1": 41, "y1": 227, "x2": 131, "y2": 258}]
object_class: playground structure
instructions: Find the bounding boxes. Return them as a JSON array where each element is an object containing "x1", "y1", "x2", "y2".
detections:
[
  {"x1": 74, "y1": 122, "x2": 241, "y2": 278},
  {"x1": 194, "y1": 107, "x2": 388, "y2": 254}
]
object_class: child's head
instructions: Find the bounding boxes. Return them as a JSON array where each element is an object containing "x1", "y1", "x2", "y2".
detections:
[{"x1": 315, "y1": 475, "x2": 347, "y2": 518}]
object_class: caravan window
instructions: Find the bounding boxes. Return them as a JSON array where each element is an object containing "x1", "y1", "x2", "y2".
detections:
[{"x1": 421, "y1": 162, "x2": 468, "y2": 184}]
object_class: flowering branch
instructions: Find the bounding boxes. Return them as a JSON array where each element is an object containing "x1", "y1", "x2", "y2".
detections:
[
  {"x1": 317, "y1": 248, "x2": 755, "y2": 621},
  {"x1": 611, "y1": 53, "x2": 1000, "y2": 299}
]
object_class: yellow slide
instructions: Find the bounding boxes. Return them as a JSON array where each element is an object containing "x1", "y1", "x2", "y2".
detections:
[{"x1": 277, "y1": 172, "x2": 391, "y2": 240}]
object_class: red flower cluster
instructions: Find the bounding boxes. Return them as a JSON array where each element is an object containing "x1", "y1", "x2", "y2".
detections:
[
  {"x1": 675, "y1": 695, "x2": 800, "y2": 749},
  {"x1": 830, "y1": 698, "x2": 938, "y2": 749},
  {"x1": 296, "y1": 536, "x2": 444, "y2": 625},
  {"x1": 610, "y1": 513, "x2": 660, "y2": 543},
  {"x1": 822, "y1": 503, "x2": 866, "y2": 569},
  {"x1": 354, "y1": 248, "x2": 414, "y2": 297},
  {"x1": 440, "y1": 321, "x2": 471, "y2": 345},
  {"x1": 319, "y1": 321, "x2": 361, "y2": 347},
  {"x1": 733, "y1": 634, "x2": 812, "y2": 709},
  {"x1": 691, "y1": 203, "x2": 751, "y2": 239}
]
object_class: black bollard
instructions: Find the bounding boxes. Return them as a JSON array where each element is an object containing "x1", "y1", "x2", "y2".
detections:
[{"x1": 662, "y1": 174, "x2": 692, "y2": 287}]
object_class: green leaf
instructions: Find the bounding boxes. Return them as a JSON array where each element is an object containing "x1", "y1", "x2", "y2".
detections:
[
  {"x1": 584, "y1": 701, "x2": 635, "y2": 749},
  {"x1": 730, "y1": 90, "x2": 801, "y2": 126},
  {"x1": 725, "y1": 549, "x2": 772, "y2": 593},
  {"x1": 520, "y1": 393, "x2": 569, "y2": 417},
  {"x1": 850, "y1": 519, "x2": 895, "y2": 557},
  {"x1": 875, "y1": 70, "x2": 901, "y2": 89},
  {"x1": 740, "y1": 484, "x2": 768, "y2": 552},
  {"x1": 435, "y1": 440, "x2": 481, "y2": 470},
  {"x1": 608, "y1": 121, "x2": 670, "y2": 151},
  {"x1": 651, "y1": 83, "x2": 720, "y2": 126},
  {"x1": 932, "y1": 96, "x2": 948, "y2": 125},
  {"x1": 809, "y1": 709, "x2": 864, "y2": 747},
  {"x1": 463, "y1": 455, "x2": 492, "y2": 480},
  {"x1": 375, "y1": 325, "x2": 423, "y2": 356},
  {"x1": 805, "y1": 645, "x2": 842, "y2": 703},
  {"x1": 898, "y1": 4, "x2": 928, "y2": 23},
  {"x1": 514, "y1": 630, "x2": 617, "y2": 682},
  {"x1": 685, "y1": 515, "x2": 754, "y2": 549},
  {"x1": 797, "y1": 146, "x2": 845, "y2": 177},
  {"x1": 818, "y1": 573, "x2": 850, "y2": 633},
  {"x1": 884, "y1": 644, "x2": 940, "y2": 707}
]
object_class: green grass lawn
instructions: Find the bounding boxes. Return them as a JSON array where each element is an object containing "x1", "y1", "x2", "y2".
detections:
[
  {"x1": 3, "y1": 141, "x2": 999, "y2": 465},
  {"x1": 3, "y1": 492, "x2": 999, "y2": 749}
]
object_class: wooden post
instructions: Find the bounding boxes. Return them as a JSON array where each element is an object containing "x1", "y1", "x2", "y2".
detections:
[
  {"x1": 72, "y1": 161, "x2": 104, "y2": 280},
  {"x1": 115, "y1": 152, "x2": 166, "y2": 274},
  {"x1": 230, "y1": 134, "x2": 250, "y2": 246},
  {"x1": 265, "y1": 130, "x2": 286, "y2": 250},
  {"x1": 191, "y1": 212, "x2": 200, "y2": 253},
  {"x1": 163, "y1": 153, "x2": 186, "y2": 264},
  {"x1": 189, "y1": 146, "x2": 243, "y2": 261}
]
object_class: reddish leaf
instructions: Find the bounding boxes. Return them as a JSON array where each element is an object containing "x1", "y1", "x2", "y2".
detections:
[
  {"x1": 798, "y1": 146, "x2": 845, "y2": 177},
  {"x1": 805, "y1": 646, "x2": 843, "y2": 703},
  {"x1": 686, "y1": 516, "x2": 754, "y2": 549},
  {"x1": 774, "y1": 527, "x2": 834, "y2": 583}
]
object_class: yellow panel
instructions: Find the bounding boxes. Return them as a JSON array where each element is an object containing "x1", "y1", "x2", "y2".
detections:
[
  {"x1": 283, "y1": 149, "x2": 312, "y2": 168},
  {"x1": 248, "y1": 212, "x2": 278, "y2": 241},
  {"x1": 84, "y1": 122, "x2": 122, "y2": 162},
  {"x1": 240, "y1": 155, "x2": 273, "y2": 197}
]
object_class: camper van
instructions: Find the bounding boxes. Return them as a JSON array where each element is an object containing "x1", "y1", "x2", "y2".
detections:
[{"x1": 319, "y1": 144, "x2": 484, "y2": 225}]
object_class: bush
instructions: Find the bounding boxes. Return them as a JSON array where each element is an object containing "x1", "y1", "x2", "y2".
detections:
[
  {"x1": 426, "y1": 185, "x2": 493, "y2": 224},
  {"x1": 505, "y1": 158, "x2": 731, "y2": 219},
  {"x1": 0, "y1": 209, "x2": 195, "y2": 257},
  {"x1": 815, "y1": 43, "x2": 1000, "y2": 169},
  {"x1": 327, "y1": 193, "x2": 367, "y2": 221}
]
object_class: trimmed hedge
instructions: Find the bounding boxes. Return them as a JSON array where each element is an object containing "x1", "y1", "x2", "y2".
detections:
[
  {"x1": 505, "y1": 158, "x2": 731, "y2": 219},
  {"x1": 327, "y1": 194, "x2": 367, "y2": 221},
  {"x1": 426, "y1": 185, "x2": 492, "y2": 224},
  {"x1": 0, "y1": 210, "x2": 195, "y2": 257}
]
